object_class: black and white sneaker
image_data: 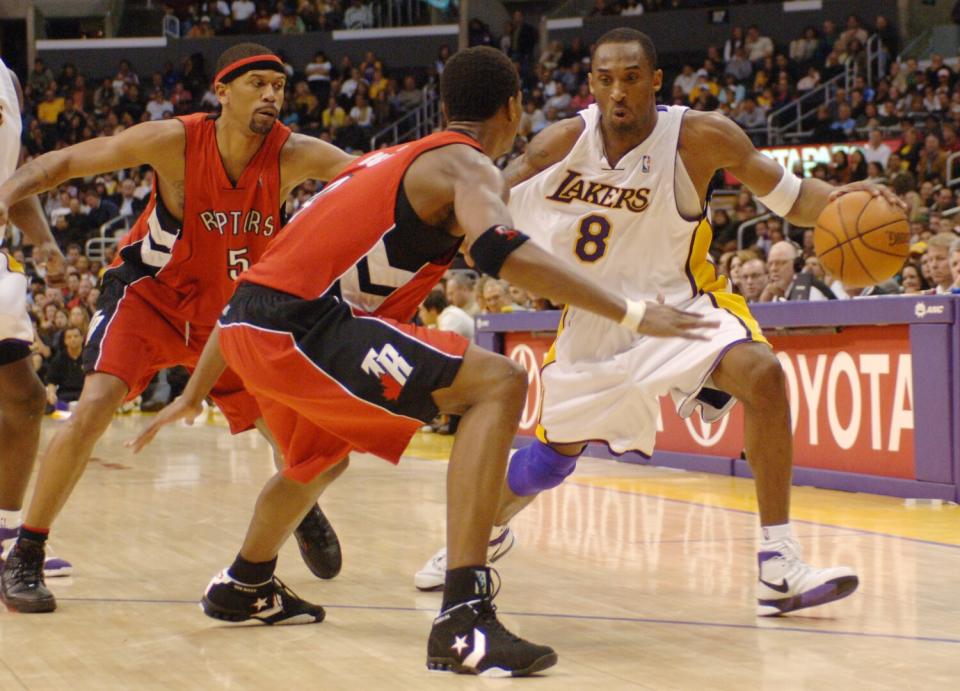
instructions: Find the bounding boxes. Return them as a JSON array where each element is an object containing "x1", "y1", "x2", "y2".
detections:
[
  {"x1": 427, "y1": 597, "x2": 557, "y2": 677},
  {"x1": 0, "y1": 539, "x2": 57, "y2": 613},
  {"x1": 201, "y1": 570, "x2": 325, "y2": 625},
  {"x1": 294, "y1": 505, "x2": 342, "y2": 580}
]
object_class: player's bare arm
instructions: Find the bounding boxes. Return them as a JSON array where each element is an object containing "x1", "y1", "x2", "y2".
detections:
[
  {"x1": 680, "y1": 111, "x2": 903, "y2": 227},
  {"x1": 502, "y1": 116, "x2": 584, "y2": 187},
  {"x1": 128, "y1": 325, "x2": 226, "y2": 453},
  {"x1": 278, "y1": 133, "x2": 357, "y2": 196},
  {"x1": 423, "y1": 144, "x2": 714, "y2": 338},
  {"x1": 0, "y1": 119, "x2": 186, "y2": 225}
]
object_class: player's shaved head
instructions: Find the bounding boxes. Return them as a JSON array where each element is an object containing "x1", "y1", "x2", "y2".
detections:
[{"x1": 593, "y1": 28, "x2": 658, "y2": 71}]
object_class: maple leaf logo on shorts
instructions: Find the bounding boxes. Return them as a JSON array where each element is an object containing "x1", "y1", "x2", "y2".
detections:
[{"x1": 378, "y1": 372, "x2": 403, "y2": 401}]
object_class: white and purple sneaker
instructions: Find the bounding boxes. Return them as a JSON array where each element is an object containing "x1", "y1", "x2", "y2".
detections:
[
  {"x1": 0, "y1": 526, "x2": 73, "y2": 578},
  {"x1": 414, "y1": 526, "x2": 516, "y2": 592},
  {"x1": 756, "y1": 538, "x2": 858, "y2": 616}
]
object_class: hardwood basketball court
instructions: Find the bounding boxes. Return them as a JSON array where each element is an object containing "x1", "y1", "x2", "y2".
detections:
[{"x1": 1, "y1": 414, "x2": 956, "y2": 689}]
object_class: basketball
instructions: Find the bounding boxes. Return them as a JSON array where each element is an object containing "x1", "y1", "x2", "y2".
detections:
[{"x1": 813, "y1": 191, "x2": 910, "y2": 288}]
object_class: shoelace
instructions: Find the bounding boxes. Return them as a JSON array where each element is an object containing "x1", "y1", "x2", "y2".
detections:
[
  {"x1": 270, "y1": 576, "x2": 306, "y2": 607},
  {"x1": 11, "y1": 547, "x2": 44, "y2": 585},
  {"x1": 471, "y1": 568, "x2": 522, "y2": 643}
]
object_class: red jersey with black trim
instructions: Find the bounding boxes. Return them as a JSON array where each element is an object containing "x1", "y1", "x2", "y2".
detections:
[
  {"x1": 107, "y1": 112, "x2": 291, "y2": 326},
  {"x1": 241, "y1": 131, "x2": 479, "y2": 322}
]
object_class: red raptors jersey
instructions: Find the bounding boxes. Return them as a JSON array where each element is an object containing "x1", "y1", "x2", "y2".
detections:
[
  {"x1": 242, "y1": 131, "x2": 480, "y2": 322},
  {"x1": 108, "y1": 112, "x2": 290, "y2": 326}
]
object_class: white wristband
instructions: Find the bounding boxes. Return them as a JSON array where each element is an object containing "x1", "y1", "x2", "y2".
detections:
[
  {"x1": 620, "y1": 298, "x2": 647, "y2": 331},
  {"x1": 756, "y1": 166, "x2": 803, "y2": 217}
]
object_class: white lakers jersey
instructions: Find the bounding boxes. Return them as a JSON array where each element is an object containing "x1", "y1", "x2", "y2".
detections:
[
  {"x1": 509, "y1": 104, "x2": 721, "y2": 306},
  {"x1": 0, "y1": 58, "x2": 22, "y2": 181}
]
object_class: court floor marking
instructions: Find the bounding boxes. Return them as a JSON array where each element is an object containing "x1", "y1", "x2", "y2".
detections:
[
  {"x1": 51, "y1": 597, "x2": 960, "y2": 646},
  {"x1": 565, "y1": 480, "x2": 960, "y2": 550}
]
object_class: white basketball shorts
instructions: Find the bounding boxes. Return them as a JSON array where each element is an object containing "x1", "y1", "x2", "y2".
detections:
[{"x1": 536, "y1": 291, "x2": 767, "y2": 456}]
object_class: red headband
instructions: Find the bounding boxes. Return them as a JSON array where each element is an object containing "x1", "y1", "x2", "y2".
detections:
[{"x1": 214, "y1": 54, "x2": 284, "y2": 85}]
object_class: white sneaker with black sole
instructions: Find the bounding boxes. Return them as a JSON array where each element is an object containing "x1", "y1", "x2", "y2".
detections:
[{"x1": 415, "y1": 526, "x2": 516, "y2": 592}]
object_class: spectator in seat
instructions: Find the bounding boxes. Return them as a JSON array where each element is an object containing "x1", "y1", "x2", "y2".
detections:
[
  {"x1": 790, "y1": 26, "x2": 819, "y2": 65},
  {"x1": 673, "y1": 64, "x2": 698, "y2": 96},
  {"x1": 725, "y1": 46, "x2": 752, "y2": 83},
  {"x1": 734, "y1": 98, "x2": 766, "y2": 135},
  {"x1": 45, "y1": 327, "x2": 85, "y2": 411},
  {"x1": 418, "y1": 289, "x2": 475, "y2": 341},
  {"x1": 723, "y1": 25, "x2": 745, "y2": 64},
  {"x1": 37, "y1": 87, "x2": 65, "y2": 127},
  {"x1": 82, "y1": 186, "x2": 119, "y2": 231},
  {"x1": 930, "y1": 187, "x2": 955, "y2": 213},
  {"x1": 569, "y1": 82, "x2": 595, "y2": 112},
  {"x1": 918, "y1": 134, "x2": 948, "y2": 182},
  {"x1": 145, "y1": 89, "x2": 174, "y2": 121},
  {"x1": 898, "y1": 263, "x2": 929, "y2": 294},
  {"x1": 738, "y1": 257, "x2": 769, "y2": 303},
  {"x1": 949, "y1": 240, "x2": 960, "y2": 292},
  {"x1": 115, "y1": 178, "x2": 146, "y2": 220},
  {"x1": 395, "y1": 75, "x2": 423, "y2": 113},
  {"x1": 762, "y1": 241, "x2": 835, "y2": 301},
  {"x1": 445, "y1": 271, "x2": 480, "y2": 318},
  {"x1": 745, "y1": 25, "x2": 774, "y2": 64},
  {"x1": 545, "y1": 81, "x2": 572, "y2": 117},
  {"x1": 830, "y1": 103, "x2": 856, "y2": 140},
  {"x1": 188, "y1": 15, "x2": 215, "y2": 38},
  {"x1": 863, "y1": 128, "x2": 892, "y2": 168},
  {"x1": 926, "y1": 232, "x2": 959, "y2": 293},
  {"x1": 321, "y1": 96, "x2": 346, "y2": 131}
]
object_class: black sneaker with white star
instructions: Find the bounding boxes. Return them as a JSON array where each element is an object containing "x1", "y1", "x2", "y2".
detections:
[
  {"x1": 0, "y1": 539, "x2": 57, "y2": 613},
  {"x1": 294, "y1": 505, "x2": 342, "y2": 580},
  {"x1": 201, "y1": 569, "x2": 325, "y2": 625},
  {"x1": 427, "y1": 597, "x2": 557, "y2": 677}
]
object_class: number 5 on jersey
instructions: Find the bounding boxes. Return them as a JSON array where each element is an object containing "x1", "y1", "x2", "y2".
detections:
[
  {"x1": 574, "y1": 214, "x2": 612, "y2": 263},
  {"x1": 228, "y1": 247, "x2": 250, "y2": 280}
]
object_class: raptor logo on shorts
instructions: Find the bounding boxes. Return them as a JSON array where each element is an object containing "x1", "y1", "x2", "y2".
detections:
[{"x1": 361, "y1": 344, "x2": 413, "y2": 401}]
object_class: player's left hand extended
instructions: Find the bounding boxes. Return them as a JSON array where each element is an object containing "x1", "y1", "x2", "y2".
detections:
[
  {"x1": 127, "y1": 396, "x2": 205, "y2": 453},
  {"x1": 828, "y1": 181, "x2": 907, "y2": 210},
  {"x1": 637, "y1": 303, "x2": 719, "y2": 340}
]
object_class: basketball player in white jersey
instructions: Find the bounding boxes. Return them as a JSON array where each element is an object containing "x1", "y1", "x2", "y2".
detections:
[
  {"x1": 0, "y1": 59, "x2": 71, "y2": 578},
  {"x1": 416, "y1": 29, "x2": 905, "y2": 616}
]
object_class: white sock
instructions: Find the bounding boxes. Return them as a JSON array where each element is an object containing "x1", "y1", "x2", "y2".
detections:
[
  {"x1": 0, "y1": 509, "x2": 22, "y2": 531},
  {"x1": 760, "y1": 523, "x2": 793, "y2": 547}
]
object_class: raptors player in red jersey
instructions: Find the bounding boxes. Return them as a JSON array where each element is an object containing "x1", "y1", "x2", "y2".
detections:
[
  {"x1": 0, "y1": 44, "x2": 353, "y2": 613},
  {"x1": 132, "y1": 47, "x2": 712, "y2": 676}
]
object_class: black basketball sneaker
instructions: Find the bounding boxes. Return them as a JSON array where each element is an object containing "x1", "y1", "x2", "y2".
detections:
[
  {"x1": 427, "y1": 582, "x2": 557, "y2": 677},
  {"x1": 294, "y1": 505, "x2": 342, "y2": 580},
  {"x1": 0, "y1": 539, "x2": 57, "y2": 613},
  {"x1": 202, "y1": 570, "x2": 325, "y2": 625}
]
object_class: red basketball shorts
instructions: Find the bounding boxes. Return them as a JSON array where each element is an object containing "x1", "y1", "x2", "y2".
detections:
[
  {"x1": 83, "y1": 276, "x2": 260, "y2": 434},
  {"x1": 218, "y1": 283, "x2": 469, "y2": 482}
]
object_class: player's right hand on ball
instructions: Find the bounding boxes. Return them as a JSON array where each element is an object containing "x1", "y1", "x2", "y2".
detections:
[
  {"x1": 637, "y1": 303, "x2": 718, "y2": 339},
  {"x1": 127, "y1": 395, "x2": 205, "y2": 453}
]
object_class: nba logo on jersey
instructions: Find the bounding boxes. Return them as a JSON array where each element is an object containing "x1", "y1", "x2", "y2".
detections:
[{"x1": 641, "y1": 155, "x2": 652, "y2": 173}]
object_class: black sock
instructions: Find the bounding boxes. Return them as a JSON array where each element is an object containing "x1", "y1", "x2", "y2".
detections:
[
  {"x1": 442, "y1": 565, "x2": 492, "y2": 610},
  {"x1": 19, "y1": 525, "x2": 49, "y2": 546},
  {"x1": 227, "y1": 554, "x2": 277, "y2": 586}
]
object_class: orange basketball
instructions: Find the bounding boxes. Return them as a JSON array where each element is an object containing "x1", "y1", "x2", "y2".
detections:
[{"x1": 813, "y1": 191, "x2": 910, "y2": 288}]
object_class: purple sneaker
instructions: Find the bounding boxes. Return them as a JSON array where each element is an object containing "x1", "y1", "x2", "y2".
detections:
[
  {"x1": 0, "y1": 527, "x2": 73, "y2": 578},
  {"x1": 756, "y1": 538, "x2": 858, "y2": 616}
]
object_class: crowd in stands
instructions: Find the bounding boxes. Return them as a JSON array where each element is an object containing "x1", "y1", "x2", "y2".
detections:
[{"x1": 6, "y1": 10, "x2": 960, "y2": 413}]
